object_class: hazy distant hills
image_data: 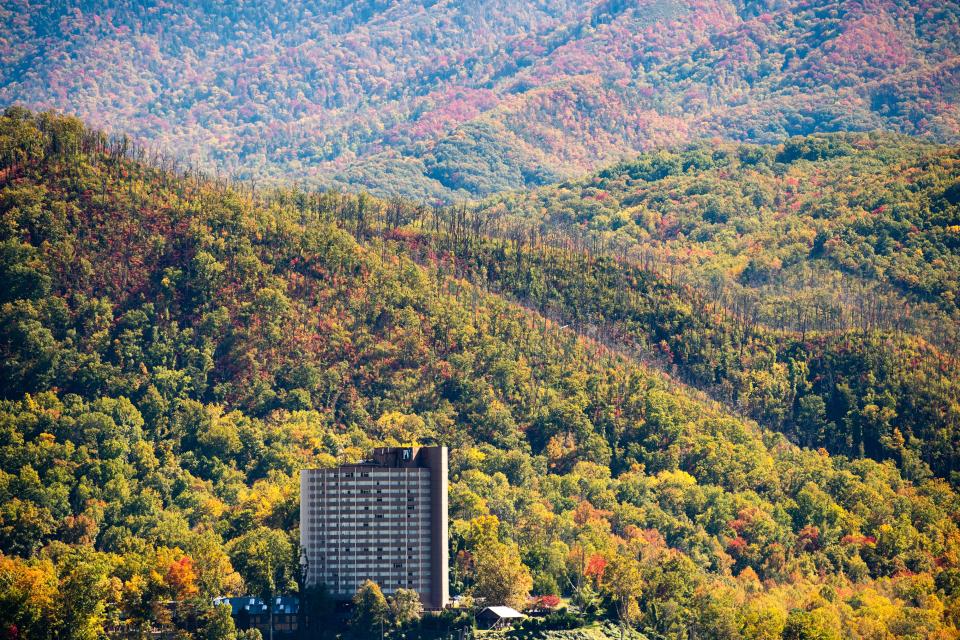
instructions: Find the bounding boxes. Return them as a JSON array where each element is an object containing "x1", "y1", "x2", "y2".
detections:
[{"x1": 2, "y1": 0, "x2": 959, "y2": 200}]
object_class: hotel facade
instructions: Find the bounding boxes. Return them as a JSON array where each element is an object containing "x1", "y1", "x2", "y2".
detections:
[{"x1": 300, "y1": 446, "x2": 449, "y2": 610}]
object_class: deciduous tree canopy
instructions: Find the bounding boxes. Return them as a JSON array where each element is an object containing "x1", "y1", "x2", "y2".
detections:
[{"x1": 1, "y1": 109, "x2": 959, "y2": 639}]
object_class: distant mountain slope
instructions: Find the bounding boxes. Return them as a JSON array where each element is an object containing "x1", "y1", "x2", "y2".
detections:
[
  {"x1": 477, "y1": 132, "x2": 960, "y2": 346},
  {"x1": 452, "y1": 131, "x2": 960, "y2": 483},
  {"x1": 2, "y1": 0, "x2": 959, "y2": 199},
  {"x1": 3, "y1": 108, "x2": 960, "y2": 639}
]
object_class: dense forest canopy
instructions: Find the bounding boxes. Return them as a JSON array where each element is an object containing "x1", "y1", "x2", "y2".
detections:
[
  {"x1": 355, "y1": 132, "x2": 960, "y2": 489},
  {"x1": 2, "y1": 1, "x2": 960, "y2": 640},
  {"x1": 1, "y1": 0, "x2": 959, "y2": 199},
  {"x1": 2, "y1": 108, "x2": 960, "y2": 639},
  {"x1": 475, "y1": 132, "x2": 960, "y2": 340}
]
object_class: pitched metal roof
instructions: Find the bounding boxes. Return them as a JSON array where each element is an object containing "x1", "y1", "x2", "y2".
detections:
[{"x1": 481, "y1": 606, "x2": 525, "y2": 618}]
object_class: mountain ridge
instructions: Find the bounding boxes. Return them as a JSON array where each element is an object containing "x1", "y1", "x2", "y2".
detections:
[{"x1": 3, "y1": 0, "x2": 959, "y2": 200}]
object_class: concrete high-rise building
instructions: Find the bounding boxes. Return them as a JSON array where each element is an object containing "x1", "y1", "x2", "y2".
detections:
[{"x1": 300, "y1": 446, "x2": 449, "y2": 610}]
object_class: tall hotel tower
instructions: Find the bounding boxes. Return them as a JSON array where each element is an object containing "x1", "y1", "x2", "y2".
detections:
[{"x1": 300, "y1": 446, "x2": 449, "y2": 610}]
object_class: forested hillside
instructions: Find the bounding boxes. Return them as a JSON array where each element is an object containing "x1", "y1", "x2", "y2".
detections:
[
  {"x1": 3, "y1": 109, "x2": 960, "y2": 639},
  {"x1": 456, "y1": 132, "x2": 960, "y2": 483},
  {"x1": 2, "y1": 0, "x2": 959, "y2": 199},
  {"x1": 384, "y1": 232, "x2": 960, "y2": 486},
  {"x1": 477, "y1": 133, "x2": 960, "y2": 341}
]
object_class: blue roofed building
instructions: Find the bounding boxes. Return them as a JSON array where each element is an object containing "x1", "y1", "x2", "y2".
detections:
[{"x1": 213, "y1": 596, "x2": 300, "y2": 636}]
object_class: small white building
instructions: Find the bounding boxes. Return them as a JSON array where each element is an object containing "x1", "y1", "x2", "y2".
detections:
[{"x1": 477, "y1": 606, "x2": 526, "y2": 630}]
